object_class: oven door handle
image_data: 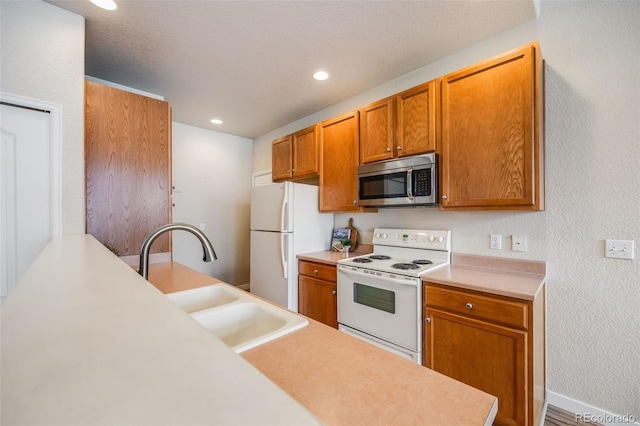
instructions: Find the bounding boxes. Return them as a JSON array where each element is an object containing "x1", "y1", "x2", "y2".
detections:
[{"x1": 338, "y1": 266, "x2": 419, "y2": 287}]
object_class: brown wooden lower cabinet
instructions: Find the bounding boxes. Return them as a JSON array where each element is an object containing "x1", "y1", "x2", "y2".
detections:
[
  {"x1": 423, "y1": 282, "x2": 546, "y2": 426},
  {"x1": 298, "y1": 260, "x2": 337, "y2": 328}
]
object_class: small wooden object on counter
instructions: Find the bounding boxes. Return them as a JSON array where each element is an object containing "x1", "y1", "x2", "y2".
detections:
[
  {"x1": 298, "y1": 260, "x2": 338, "y2": 328},
  {"x1": 423, "y1": 281, "x2": 546, "y2": 426},
  {"x1": 345, "y1": 217, "x2": 359, "y2": 250}
]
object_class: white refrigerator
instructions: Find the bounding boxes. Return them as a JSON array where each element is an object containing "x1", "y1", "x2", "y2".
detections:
[{"x1": 250, "y1": 182, "x2": 333, "y2": 311}]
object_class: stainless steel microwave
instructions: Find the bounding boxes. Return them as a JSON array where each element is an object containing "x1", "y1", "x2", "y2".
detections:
[{"x1": 357, "y1": 154, "x2": 438, "y2": 207}]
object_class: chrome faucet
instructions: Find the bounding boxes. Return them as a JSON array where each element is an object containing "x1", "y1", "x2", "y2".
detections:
[{"x1": 138, "y1": 223, "x2": 217, "y2": 280}]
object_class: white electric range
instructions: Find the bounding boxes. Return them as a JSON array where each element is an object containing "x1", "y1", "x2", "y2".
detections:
[{"x1": 337, "y1": 228, "x2": 451, "y2": 364}]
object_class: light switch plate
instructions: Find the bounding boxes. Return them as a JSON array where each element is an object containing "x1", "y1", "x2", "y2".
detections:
[{"x1": 605, "y1": 239, "x2": 635, "y2": 259}]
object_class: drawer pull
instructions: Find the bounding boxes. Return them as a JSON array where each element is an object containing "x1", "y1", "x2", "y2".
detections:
[
  {"x1": 313, "y1": 269, "x2": 319, "y2": 274},
  {"x1": 332, "y1": 290, "x2": 337, "y2": 295},
  {"x1": 424, "y1": 317, "x2": 431, "y2": 323},
  {"x1": 465, "y1": 303, "x2": 473, "y2": 309}
]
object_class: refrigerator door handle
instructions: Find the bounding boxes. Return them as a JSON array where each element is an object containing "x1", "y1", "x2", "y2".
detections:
[
  {"x1": 280, "y1": 233, "x2": 288, "y2": 279},
  {"x1": 280, "y1": 186, "x2": 289, "y2": 232}
]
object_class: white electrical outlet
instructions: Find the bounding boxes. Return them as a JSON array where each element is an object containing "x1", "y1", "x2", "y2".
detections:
[
  {"x1": 512, "y1": 235, "x2": 527, "y2": 252},
  {"x1": 490, "y1": 235, "x2": 502, "y2": 250},
  {"x1": 605, "y1": 239, "x2": 635, "y2": 260}
]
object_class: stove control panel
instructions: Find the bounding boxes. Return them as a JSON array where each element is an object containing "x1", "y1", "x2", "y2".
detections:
[{"x1": 373, "y1": 228, "x2": 451, "y2": 251}]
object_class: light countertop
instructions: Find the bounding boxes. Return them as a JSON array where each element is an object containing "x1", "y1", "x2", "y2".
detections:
[
  {"x1": 0, "y1": 235, "x2": 320, "y2": 425},
  {"x1": 298, "y1": 250, "x2": 546, "y2": 301},
  {"x1": 242, "y1": 318, "x2": 498, "y2": 426},
  {"x1": 424, "y1": 253, "x2": 546, "y2": 301}
]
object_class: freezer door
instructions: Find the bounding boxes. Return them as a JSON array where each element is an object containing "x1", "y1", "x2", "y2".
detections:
[
  {"x1": 250, "y1": 230, "x2": 295, "y2": 310},
  {"x1": 250, "y1": 182, "x2": 292, "y2": 232}
]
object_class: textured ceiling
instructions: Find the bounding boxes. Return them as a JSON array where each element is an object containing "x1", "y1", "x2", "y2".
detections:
[{"x1": 46, "y1": 0, "x2": 538, "y2": 138}]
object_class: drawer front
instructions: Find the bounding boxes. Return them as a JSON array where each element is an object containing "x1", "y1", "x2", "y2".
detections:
[
  {"x1": 299, "y1": 261, "x2": 337, "y2": 282},
  {"x1": 425, "y1": 284, "x2": 528, "y2": 329}
]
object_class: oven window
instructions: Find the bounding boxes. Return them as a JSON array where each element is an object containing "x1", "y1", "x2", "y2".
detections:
[
  {"x1": 359, "y1": 172, "x2": 407, "y2": 200},
  {"x1": 354, "y1": 283, "x2": 395, "y2": 314}
]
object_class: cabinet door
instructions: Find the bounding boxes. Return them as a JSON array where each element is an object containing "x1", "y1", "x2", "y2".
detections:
[
  {"x1": 319, "y1": 111, "x2": 360, "y2": 212},
  {"x1": 272, "y1": 135, "x2": 293, "y2": 181},
  {"x1": 396, "y1": 80, "x2": 437, "y2": 157},
  {"x1": 440, "y1": 42, "x2": 543, "y2": 210},
  {"x1": 85, "y1": 81, "x2": 171, "y2": 256},
  {"x1": 424, "y1": 308, "x2": 526, "y2": 426},
  {"x1": 292, "y1": 124, "x2": 318, "y2": 178},
  {"x1": 298, "y1": 275, "x2": 337, "y2": 328},
  {"x1": 359, "y1": 97, "x2": 394, "y2": 164}
]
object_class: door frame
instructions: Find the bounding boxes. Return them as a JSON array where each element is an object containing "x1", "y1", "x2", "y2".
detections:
[{"x1": 1, "y1": 92, "x2": 62, "y2": 236}]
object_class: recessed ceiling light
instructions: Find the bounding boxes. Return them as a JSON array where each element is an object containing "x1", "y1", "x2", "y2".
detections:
[
  {"x1": 90, "y1": 0, "x2": 117, "y2": 10},
  {"x1": 313, "y1": 71, "x2": 329, "y2": 81},
  {"x1": 211, "y1": 119, "x2": 222, "y2": 125}
]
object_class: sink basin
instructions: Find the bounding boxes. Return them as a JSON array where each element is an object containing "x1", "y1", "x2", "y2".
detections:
[
  {"x1": 167, "y1": 283, "x2": 308, "y2": 353},
  {"x1": 192, "y1": 302, "x2": 307, "y2": 353},
  {"x1": 166, "y1": 284, "x2": 239, "y2": 313}
]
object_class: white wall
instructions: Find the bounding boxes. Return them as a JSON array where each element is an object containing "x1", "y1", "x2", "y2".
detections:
[
  {"x1": 172, "y1": 123, "x2": 252, "y2": 285},
  {"x1": 0, "y1": 0, "x2": 85, "y2": 234},
  {"x1": 252, "y1": 0, "x2": 640, "y2": 417}
]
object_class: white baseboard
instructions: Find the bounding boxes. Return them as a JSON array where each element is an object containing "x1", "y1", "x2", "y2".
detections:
[{"x1": 547, "y1": 391, "x2": 639, "y2": 425}]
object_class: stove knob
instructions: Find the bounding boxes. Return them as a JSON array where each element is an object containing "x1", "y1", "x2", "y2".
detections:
[
  {"x1": 382, "y1": 233, "x2": 387, "y2": 239},
  {"x1": 429, "y1": 235, "x2": 436, "y2": 242},
  {"x1": 375, "y1": 233, "x2": 381, "y2": 238},
  {"x1": 437, "y1": 236, "x2": 445, "y2": 243}
]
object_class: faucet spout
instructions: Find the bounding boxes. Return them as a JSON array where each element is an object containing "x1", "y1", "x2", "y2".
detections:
[{"x1": 138, "y1": 223, "x2": 217, "y2": 280}]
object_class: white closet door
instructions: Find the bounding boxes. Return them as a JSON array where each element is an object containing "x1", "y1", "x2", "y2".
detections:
[{"x1": 0, "y1": 104, "x2": 51, "y2": 299}]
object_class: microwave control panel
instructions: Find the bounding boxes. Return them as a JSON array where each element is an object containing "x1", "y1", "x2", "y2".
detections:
[{"x1": 413, "y1": 169, "x2": 432, "y2": 196}]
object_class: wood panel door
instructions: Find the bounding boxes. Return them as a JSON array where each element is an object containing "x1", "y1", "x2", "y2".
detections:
[
  {"x1": 396, "y1": 80, "x2": 437, "y2": 157},
  {"x1": 85, "y1": 81, "x2": 172, "y2": 256},
  {"x1": 359, "y1": 97, "x2": 394, "y2": 164},
  {"x1": 440, "y1": 42, "x2": 543, "y2": 210},
  {"x1": 424, "y1": 308, "x2": 527, "y2": 426},
  {"x1": 298, "y1": 275, "x2": 337, "y2": 328},
  {"x1": 272, "y1": 135, "x2": 293, "y2": 181},
  {"x1": 319, "y1": 111, "x2": 360, "y2": 212},
  {"x1": 292, "y1": 124, "x2": 319, "y2": 179}
]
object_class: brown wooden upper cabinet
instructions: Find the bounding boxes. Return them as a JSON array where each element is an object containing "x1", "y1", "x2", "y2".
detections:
[
  {"x1": 440, "y1": 41, "x2": 544, "y2": 210},
  {"x1": 85, "y1": 81, "x2": 172, "y2": 256},
  {"x1": 359, "y1": 80, "x2": 437, "y2": 164},
  {"x1": 319, "y1": 111, "x2": 362, "y2": 212},
  {"x1": 272, "y1": 124, "x2": 319, "y2": 182}
]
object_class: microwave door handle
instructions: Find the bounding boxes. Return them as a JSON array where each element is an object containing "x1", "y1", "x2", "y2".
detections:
[{"x1": 407, "y1": 168, "x2": 414, "y2": 200}]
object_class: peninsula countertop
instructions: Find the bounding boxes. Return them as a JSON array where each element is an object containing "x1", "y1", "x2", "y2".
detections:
[{"x1": 0, "y1": 235, "x2": 319, "y2": 425}]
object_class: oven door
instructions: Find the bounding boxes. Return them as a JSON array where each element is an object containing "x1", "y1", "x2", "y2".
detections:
[{"x1": 337, "y1": 266, "x2": 421, "y2": 352}]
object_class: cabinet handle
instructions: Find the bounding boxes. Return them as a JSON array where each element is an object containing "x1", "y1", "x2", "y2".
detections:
[
  {"x1": 353, "y1": 200, "x2": 357, "y2": 205},
  {"x1": 313, "y1": 269, "x2": 319, "y2": 274},
  {"x1": 386, "y1": 147, "x2": 391, "y2": 152},
  {"x1": 466, "y1": 303, "x2": 473, "y2": 309},
  {"x1": 442, "y1": 195, "x2": 448, "y2": 201},
  {"x1": 332, "y1": 290, "x2": 336, "y2": 295},
  {"x1": 396, "y1": 146, "x2": 402, "y2": 150},
  {"x1": 424, "y1": 317, "x2": 431, "y2": 323}
]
